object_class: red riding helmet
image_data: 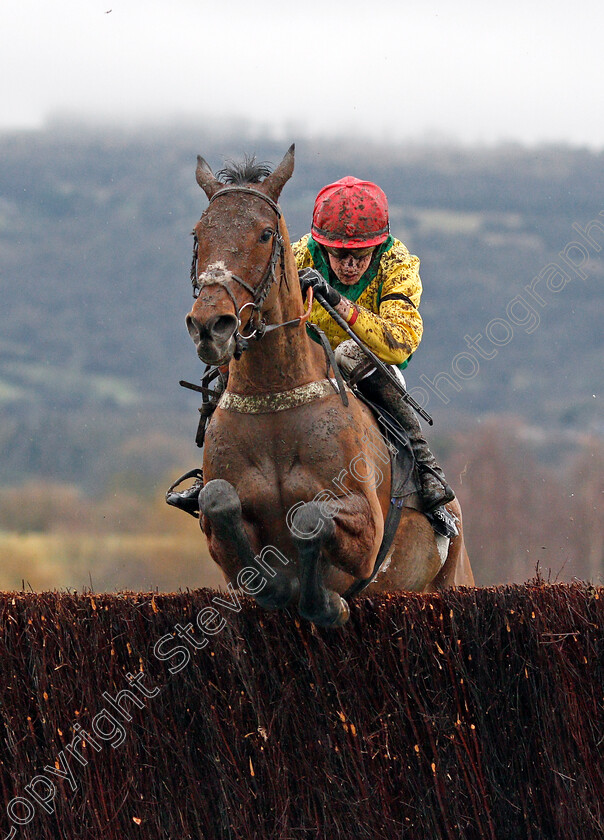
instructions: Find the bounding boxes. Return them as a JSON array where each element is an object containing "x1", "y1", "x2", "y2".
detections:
[{"x1": 311, "y1": 176, "x2": 389, "y2": 248}]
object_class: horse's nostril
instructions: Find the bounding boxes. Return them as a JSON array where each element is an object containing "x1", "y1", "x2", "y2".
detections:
[
  {"x1": 210, "y1": 314, "x2": 238, "y2": 342},
  {"x1": 186, "y1": 314, "x2": 200, "y2": 341}
]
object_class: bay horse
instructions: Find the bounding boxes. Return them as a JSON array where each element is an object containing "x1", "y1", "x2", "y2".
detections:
[{"x1": 184, "y1": 145, "x2": 474, "y2": 627}]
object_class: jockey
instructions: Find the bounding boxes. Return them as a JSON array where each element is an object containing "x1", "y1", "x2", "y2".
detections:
[
  {"x1": 167, "y1": 176, "x2": 454, "y2": 515},
  {"x1": 293, "y1": 176, "x2": 454, "y2": 513}
]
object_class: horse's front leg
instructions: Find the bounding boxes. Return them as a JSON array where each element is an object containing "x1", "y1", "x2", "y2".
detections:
[
  {"x1": 199, "y1": 479, "x2": 298, "y2": 610},
  {"x1": 291, "y1": 502, "x2": 351, "y2": 628}
]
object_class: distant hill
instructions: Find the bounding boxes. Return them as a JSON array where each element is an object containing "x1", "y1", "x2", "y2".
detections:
[{"x1": 0, "y1": 121, "x2": 602, "y2": 485}]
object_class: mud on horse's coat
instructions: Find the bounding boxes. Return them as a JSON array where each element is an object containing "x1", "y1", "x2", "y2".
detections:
[{"x1": 185, "y1": 146, "x2": 474, "y2": 627}]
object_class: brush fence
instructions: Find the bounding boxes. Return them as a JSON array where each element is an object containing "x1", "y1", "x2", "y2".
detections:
[{"x1": 1, "y1": 584, "x2": 602, "y2": 839}]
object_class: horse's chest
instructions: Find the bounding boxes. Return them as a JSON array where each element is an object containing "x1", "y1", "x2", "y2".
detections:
[
  {"x1": 203, "y1": 404, "x2": 358, "y2": 510},
  {"x1": 204, "y1": 429, "x2": 305, "y2": 507}
]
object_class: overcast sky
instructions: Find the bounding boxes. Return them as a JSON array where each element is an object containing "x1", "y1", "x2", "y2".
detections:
[{"x1": 1, "y1": 0, "x2": 603, "y2": 147}]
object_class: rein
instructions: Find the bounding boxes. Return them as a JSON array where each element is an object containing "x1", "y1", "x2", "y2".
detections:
[{"x1": 191, "y1": 186, "x2": 310, "y2": 344}]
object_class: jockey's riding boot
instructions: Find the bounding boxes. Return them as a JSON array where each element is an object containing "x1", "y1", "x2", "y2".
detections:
[
  {"x1": 165, "y1": 468, "x2": 204, "y2": 518},
  {"x1": 165, "y1": 371, "x2": 227, "y2": 516},
  {"x1": 356, "y1": 365, "x2": 455, "y2": 513}
]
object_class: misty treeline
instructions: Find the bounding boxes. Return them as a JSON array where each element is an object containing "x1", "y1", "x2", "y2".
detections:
[{"x1": 444, "y1": 419, "x2": 602, "y2": 586}]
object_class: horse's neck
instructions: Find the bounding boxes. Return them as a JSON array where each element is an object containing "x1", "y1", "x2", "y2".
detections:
[{"x1": 227, "y1": 229, "x2": 325, "y2": 395}]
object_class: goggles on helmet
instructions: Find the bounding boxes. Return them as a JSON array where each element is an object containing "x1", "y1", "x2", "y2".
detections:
[{"x1": 323, "y1": 245, "x2": 375, "y2": 262}]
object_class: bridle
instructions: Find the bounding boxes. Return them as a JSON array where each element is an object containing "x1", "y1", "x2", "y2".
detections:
[{"x1": 191, "y1": 186, "x2": 306, "y2": 344}]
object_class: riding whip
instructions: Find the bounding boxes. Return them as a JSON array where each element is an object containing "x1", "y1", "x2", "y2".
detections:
[{"x1": 313, "y1": 292, "x2": 433, "y2": 425}]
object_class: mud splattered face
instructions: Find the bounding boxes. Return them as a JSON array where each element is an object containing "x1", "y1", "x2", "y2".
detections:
[
  {"x1": 325, "y1": 246, "x2": 375, "y2": 285},
  {"x1": 186, "y1": 198, "x2": 278, "y2": 365},
  {"x1": 186, "y1": 145, "x2": 295, "y2": 365}
]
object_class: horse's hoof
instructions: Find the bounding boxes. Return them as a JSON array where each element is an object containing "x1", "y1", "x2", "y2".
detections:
[
  {"x1": 306, "y1": 595, "x2": 350, "y2": 628},
  {"x1": 331, "y1": 597, "x2": 350, "y2": 627},
  {"x1": 255, "y1": 577, "x2": 299, "y2": 611}
]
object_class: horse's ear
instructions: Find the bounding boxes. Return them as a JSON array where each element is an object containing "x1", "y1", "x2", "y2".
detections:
[
  {"x1": 196, "y1": 155, "x2": 223, "y2": 199},
  {"x1": 261, "y1": 144, "x2": 295, "y2": 201}
]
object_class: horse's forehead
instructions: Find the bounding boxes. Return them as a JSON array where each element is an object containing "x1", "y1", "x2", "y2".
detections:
[{"x1": 197, "y1": 195, "x2": 275, "y2": 232}]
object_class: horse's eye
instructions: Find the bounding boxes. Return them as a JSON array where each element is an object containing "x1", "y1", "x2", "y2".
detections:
[{"x1": 259, "y1": 229, "x2": 273, "y2": 243}]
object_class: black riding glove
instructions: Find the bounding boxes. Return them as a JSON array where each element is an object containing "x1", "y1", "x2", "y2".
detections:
[{"x1": 298, "y1": 267, "x2": 341, "y2": 307}]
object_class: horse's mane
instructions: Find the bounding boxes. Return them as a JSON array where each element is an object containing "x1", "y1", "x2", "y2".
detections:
[{"x1": 217, "y1": 155, "x2": 273, "y2": 185}]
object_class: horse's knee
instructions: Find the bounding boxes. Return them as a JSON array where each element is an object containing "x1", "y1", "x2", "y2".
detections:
[
  {"x1": 290, "y1": 501, "x2": 335, "y2": 550},
  {"x1": 199, "y1": 479, "x2": 241, "y2": 529},
  {"x1": 199, "y1": 478, "x2": 243, "y2": 539}
]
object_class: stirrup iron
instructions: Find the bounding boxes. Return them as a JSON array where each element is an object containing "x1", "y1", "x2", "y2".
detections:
[{"x1": 165, "y1": 468, "x2": 204, "y2": 518}]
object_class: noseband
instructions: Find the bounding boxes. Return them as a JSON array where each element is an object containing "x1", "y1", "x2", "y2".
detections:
[{"x1": 191, "y1": 187, "x2": 285, "y2": 341}]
